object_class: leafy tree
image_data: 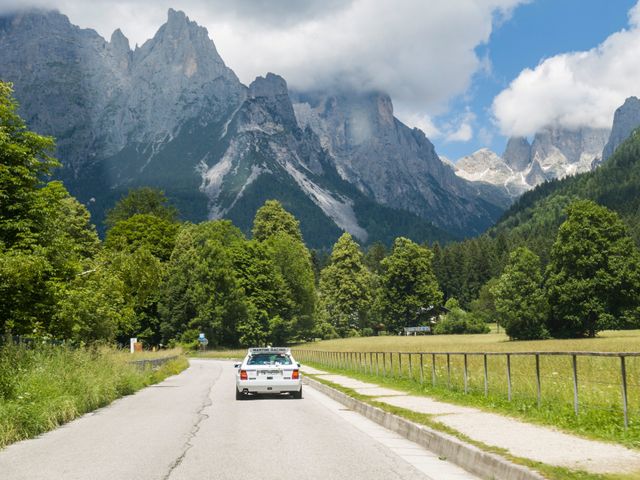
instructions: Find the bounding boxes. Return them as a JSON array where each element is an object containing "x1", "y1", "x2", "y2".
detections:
[
  {"x1": 252, "y1": 200, "x2": 303, "y2": 243},
  {"x1": 107, "y1": 248, "x2": 165, "y2": 345},
  {"x1": 105, "y1": 214, "x2": 179, "y2": 261},
  {"x1": 470, "y1": 278, "x2": 499, "y2": 325},
  {"x1": 53, "y1": 256, "x2": 135, "y2": 343},
  {"x1": 105, "y1": 187, "x2": 178, "y2": 229},
  {"x1": 231, "y1": 239, "x2": 293, "y2": 346},
  {"x1": 264, "y1": 232, "x2": 316, "y2": 340},
  {"x1": 434, "y1": 298, "x2": 489, "y2": 335},
  {"x1": 491, "y1": 247, "x2": 548, "y2": 340},
  {"x1": 0, "y1": 81, "x2": 57, "y2": 250},
  {"x1": 546, "y1": 200, "x2": 640, "y2": 337},
  {"x1": 364, "y1": 242, "x2": 387, "y2": 274},
  {"x1": 0, "y1": 249, "x2": 51, "y2": 335},
  {"x1": 319, "y1": 233, "x2": 374, "y2": 337},
  {"x1": 379, "y1": 237, "x2": 443, "y2": 332},
  {"x1": 159, "y1": 221, "x2": 248, "y2": 347}
]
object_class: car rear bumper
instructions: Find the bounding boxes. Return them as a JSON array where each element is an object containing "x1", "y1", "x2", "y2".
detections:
[{"x1": 237, "y1": 379, "x2": 302, "y2": 394}]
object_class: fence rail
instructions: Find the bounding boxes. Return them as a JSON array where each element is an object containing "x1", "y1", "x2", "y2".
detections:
[
  {"x1": 128, "y1": 355, "x2": 179, "y2": 370},
  {"x1": 292, "y1": 349, "x2": 640, "y2": 429}
]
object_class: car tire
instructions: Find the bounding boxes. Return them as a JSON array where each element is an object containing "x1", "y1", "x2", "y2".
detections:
[
  {"x1": 292, "y1": 386, "x2": 302, "y2": 399},
  {"x1": 236, "y1": 388, "x2": 244, "y2": 400}
]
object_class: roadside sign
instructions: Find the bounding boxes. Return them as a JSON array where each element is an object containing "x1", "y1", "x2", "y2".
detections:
[{"x1": 199, "y1": 332, "x2": 205, "y2": 340}]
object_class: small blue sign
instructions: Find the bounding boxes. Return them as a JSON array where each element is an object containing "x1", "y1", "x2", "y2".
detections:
[{"x1": 199, "y1": 332, "x2": 205, "y2": 340}]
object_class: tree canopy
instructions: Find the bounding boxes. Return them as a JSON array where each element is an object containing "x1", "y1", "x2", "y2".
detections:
[{"x1": 546, "y1": 200, "x2": 640, "y2": 337}]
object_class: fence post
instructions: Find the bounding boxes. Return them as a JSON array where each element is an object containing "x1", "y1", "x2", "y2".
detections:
[
  {"x1": 621, "y1": 355, "x2": 629, "y2": 429},
  {"x1": 432, "y1": 353, "x2": 436, "y2": 386},
  {"x1": 376, "y1": 352, "x2": 380, "y2": 376},
  {"x1": 507, "y1": 354, "x2": 512, "y2": 401},
  {"x1": 535, "y1": 354, "x2": 541, "y2": 408},
  {"x1": 463, "y1": 354, "x2": 468, "y2": 394},
  {"x1": 419, "y1": 353, "x2": 424, "y2": 384},
  {"x1": 390, "y1": 352, "x2": 394, "y2": 377},
  {"x1": 383, "y1": 352, "x2": 387, "y2": 377},
  {"x1": 483, "y1": 354, "x2": 488, "y2": 397},
  {"x1": 399, "y1": 353, "x2": 403, "y2": 378},
  {"x1": 409, "y1": 353, "x2": 413, "y2": 380},
  {"x1": 446, "y1": 353, "x2": 451, "y2": 388},
  {"x1": 572, "y1": 354, "x2": 579, "y2": 416}
]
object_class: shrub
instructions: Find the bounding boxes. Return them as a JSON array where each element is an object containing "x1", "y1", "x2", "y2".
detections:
[{"x1": 434, "y1": 302, "x2": 489, "y2": 335}]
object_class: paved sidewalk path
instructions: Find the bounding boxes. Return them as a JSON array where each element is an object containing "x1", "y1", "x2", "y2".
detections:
[{"x1": 300, "y1": 366, "x2": 640, "y2": 475}]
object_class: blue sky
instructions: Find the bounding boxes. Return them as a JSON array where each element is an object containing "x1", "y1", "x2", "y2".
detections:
[{"x1": 435, "y1": 0, "x2": 639, "y2": 160}]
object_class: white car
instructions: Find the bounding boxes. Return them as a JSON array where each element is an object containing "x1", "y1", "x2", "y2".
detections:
[{"x1": 235, "y1": 347, "x2": 302, "y2": 400}]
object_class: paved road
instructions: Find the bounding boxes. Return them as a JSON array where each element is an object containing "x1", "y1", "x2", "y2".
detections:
[{"x1": 0, "y1": 359, "x2": 476, "y2": 480}]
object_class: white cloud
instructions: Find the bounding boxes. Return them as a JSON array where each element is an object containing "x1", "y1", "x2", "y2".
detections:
[
  {"x1": 0, "y1": 0, "x2": 526, "y2": 123},
  {"x1": 447, "y1": 122, "x2": 474, "y2": 142},
  {"x1": 492, "y1": 1, "x2": 640, "y2": 137}
]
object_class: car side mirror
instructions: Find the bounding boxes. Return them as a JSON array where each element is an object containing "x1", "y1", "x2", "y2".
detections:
[
  {"x1": 297, "y1": 363, "x2": 302, "y2": 368},
  {"x1": 234, "y1": 363, "x2": 241, "y2": 368}
]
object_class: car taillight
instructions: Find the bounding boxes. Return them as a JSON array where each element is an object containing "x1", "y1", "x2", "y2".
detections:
[
  {"x1": 240, "y1": 370, "x2": 248, "y2": 380},
  {"x1": 292, "y1": 369, "x2": 299, "y2": 380}
]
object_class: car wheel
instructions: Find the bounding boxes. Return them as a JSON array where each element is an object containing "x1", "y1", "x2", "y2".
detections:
[
  {"x1": 292, "y1": 387, "x2": 302, "y2": 399},
  {"x1": 236, "y1": 388, "x2": 244, "y2": 400}
]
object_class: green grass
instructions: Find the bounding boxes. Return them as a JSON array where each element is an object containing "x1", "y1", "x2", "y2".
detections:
[
  {"x1": 300, "y1": 329, "x2": 640, "y2": 353},
  {"x1": 0, "y1": 345, "x2": 188, "y2": 448},
  {"x1": 293, "y1": 330, "x2": 640, "y2": 449},
  {"x1": 309, "y1": 374, "x2": 639, "y2": 480},
  {"x1": 191, "y1": 348, "x2": 246, "y2": 359}
]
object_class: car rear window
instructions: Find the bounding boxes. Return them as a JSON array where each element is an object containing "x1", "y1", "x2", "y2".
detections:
[{"x1": 247, "y1": 354, "x2": 292, "y2": 365}]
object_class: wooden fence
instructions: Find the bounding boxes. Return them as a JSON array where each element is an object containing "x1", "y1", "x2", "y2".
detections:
[{"x1": 293, "y1": 349, "x2": 640, "y2": 429}]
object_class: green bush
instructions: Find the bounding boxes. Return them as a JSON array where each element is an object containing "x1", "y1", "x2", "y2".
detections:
[{"x1": 434, "y1": 304, "x2": 489, "y2": 335}]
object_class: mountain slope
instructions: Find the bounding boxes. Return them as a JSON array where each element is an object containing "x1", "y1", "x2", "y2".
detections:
[
  {"x1": 292, "y1": 91, "x2": 509, "y2": 237},
  {"x1": 493, "y1": 128, "x2": 640, "y2": 254},
  {"x1": 0, "y1": 8, "x2": 500, "y2": 246}
]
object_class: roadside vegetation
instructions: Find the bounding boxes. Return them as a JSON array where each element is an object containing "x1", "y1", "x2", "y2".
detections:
[{"x1": 0, "y1": 344, "x2": 187, "y2": 448}]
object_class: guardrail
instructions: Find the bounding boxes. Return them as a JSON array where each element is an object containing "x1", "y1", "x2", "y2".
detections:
[
  {"x1": 293, "y1": 349, "x2": 640, "y2": 429},
  {"x1": 128, "y1": 355, "x2": 179, "y2": 370}
]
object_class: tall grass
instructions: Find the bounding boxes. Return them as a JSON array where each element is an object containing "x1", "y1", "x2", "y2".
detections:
[{"x1": 0, "y1": 345, "x2": 187, "y2": 448}]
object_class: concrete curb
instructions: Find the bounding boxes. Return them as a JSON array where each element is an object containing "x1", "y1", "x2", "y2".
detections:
[{"x1": 304, "y1": 376, "x2": 546, "y2": 480}]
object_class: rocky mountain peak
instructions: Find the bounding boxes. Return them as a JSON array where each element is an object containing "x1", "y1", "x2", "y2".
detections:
[
  {"x1": 109, "y1": 28, "x2": 130, "y2": 54},
  {"x1": 603, "y1": 96, "x2": 640, "y2": 161},
  {"x1": 249, "y1": 72, "x2": 289, "y2": 98},
  {"x1": 135, "y1": 9, "x2": 226, "y2": 75},
  {"x1": 502, "y1": 136, "x2": 531, "y2": 171},
  {"x1": 245, "y1": 73, "x2": 297, "y2": 128}
]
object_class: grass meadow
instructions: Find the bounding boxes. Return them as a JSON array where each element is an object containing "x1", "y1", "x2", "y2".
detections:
[{"x1": 0, "y1": 345, "x2": 187, "y2": 448}]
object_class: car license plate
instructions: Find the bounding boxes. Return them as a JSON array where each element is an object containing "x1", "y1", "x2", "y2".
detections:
[{"x1": 260, "y1": 370, "x2": 280, "y2": 375}]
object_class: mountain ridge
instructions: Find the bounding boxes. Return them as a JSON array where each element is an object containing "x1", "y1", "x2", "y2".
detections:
[{"x1": 0, "y1": 8, "x2": 507, "y2": 245}]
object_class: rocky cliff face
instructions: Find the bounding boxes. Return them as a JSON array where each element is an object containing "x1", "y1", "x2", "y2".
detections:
[
  {"x1": 454, "y1": 126, "x2": 610, "y2": 197},
  {"x1": 0, "y1": 8, "x2": 504, "y2": 245},
  {"x1": 292, "y1": 91, "x2": 508, "y2": 237},
  {"x1": 603, "y1": 97, "x2": 640, "y2": 161},
  {"x1": 0, "y1": 9, "x2": 246, "y2": 175}
]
